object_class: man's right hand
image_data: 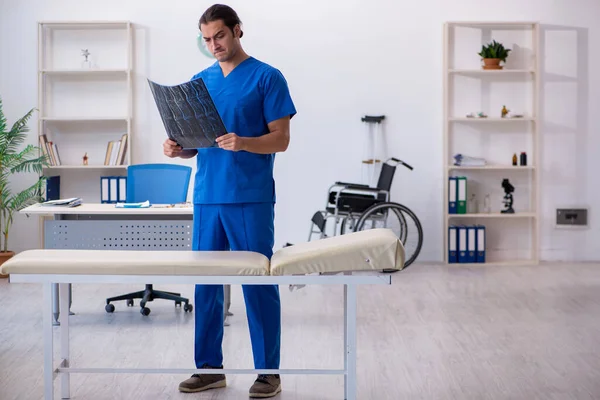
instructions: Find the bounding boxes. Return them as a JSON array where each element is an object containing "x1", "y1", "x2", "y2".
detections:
[
  {"x1": 163, "y1": 139, "x2": 183, "y2": 158},
  {"x1": 163, "y1": 139, "x2": 197, "y2": 159}
]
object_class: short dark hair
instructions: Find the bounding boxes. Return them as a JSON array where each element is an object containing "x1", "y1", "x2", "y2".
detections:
[{"x1": 199, "y1": 4, "x2": 243, "y2": 38}]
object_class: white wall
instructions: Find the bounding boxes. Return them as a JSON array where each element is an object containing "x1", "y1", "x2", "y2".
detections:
[{"x1": 1, "y1": 0, "x2": 599, "y2": 262}]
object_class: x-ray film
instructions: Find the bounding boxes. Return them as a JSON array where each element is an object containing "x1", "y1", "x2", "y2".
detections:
[{"x1": 148, "y1": 78, "x2": 228, "y2": 149}]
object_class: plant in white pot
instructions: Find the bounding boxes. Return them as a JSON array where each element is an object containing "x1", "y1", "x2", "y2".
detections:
[
  {"x1": 478, "y1": 40, "x2": 512, "y2": 70},
  {"x1": 0, "y1": 96, "x2": 49, "y2": 277}
]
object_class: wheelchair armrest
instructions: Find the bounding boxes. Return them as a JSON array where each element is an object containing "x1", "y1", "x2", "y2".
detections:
[{"x1": 334, "y1": 181, "x2": 370, "y2": 189}]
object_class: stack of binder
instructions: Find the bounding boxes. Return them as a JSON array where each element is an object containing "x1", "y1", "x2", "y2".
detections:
[
  {"x1": 448, "y1": 224, "x2": 486, "y2": 263},
  {"x1": 101, "y1": 176, "x2": 127, "y2": 204},
  {"x1": 448, "y1": 176, "x2": 467, "y2": 214}
]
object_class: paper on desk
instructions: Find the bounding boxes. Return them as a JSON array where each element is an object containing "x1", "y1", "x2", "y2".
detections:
[
  {"x1": 41, "y1": 197, "x2": 82, "y2": 207},
  {"x1": 115, "y1": 200, "x2": 151, "y2": 208}
]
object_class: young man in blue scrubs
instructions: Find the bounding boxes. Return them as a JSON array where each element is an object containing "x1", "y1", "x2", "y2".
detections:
[{"x1": 163, "y1": 4, "x2": 296, "y2": 398}]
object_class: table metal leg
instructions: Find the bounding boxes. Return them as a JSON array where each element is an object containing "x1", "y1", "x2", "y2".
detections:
[
  {"x1": 344, "y1": 284, "x2": 357, "y2": 400},
  {"x1": 43, "y1": 282, "x2": 55, "y2": 400},
  {"x1": 52, "y1": 283, "x2": 59, "y2": 326},
  {"x1": 60, "y1": 283, "x2": 71, "y2": 399}
]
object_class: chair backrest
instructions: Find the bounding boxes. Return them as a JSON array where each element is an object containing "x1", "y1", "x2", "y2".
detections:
[
  {"x1": 376, "y1": 162, "x2": 396, "y2": 192},
  {"x1": 126, "y1": 163, "x2": 192, "y2": 204}
]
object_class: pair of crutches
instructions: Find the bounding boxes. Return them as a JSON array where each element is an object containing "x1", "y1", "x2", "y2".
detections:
[{"x1": 361, "y1": 115, "x2": 386, "y2": 187}]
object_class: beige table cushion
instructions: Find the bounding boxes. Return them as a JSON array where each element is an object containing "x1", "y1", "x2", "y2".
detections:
[
  {"x1": 0, "y1": 249, "x2": 270, "y2": 276},
  {"x1": 270, "y1": 228, "x2": 404, "y2": 276},
  {"x1": 1, "y1": 229, "x2": 403, "y2": 277}
]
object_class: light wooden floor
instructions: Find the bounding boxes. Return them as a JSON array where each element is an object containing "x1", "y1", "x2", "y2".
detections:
[{"x1": 2, "y1": 261, "x2": 600, "y2": 399}]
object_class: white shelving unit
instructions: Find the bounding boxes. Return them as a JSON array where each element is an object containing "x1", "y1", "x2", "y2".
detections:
[
  {"x1": 443, "y1": 21, "x2": 540, "y2": 265},
  {"x1": 38, "y1": 21, "x2": 133, "y2": 199}
]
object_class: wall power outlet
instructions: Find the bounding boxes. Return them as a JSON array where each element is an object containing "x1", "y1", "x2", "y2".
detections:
[{"x1": 556, "y1": 208, "x2": 588, "y2": 227}]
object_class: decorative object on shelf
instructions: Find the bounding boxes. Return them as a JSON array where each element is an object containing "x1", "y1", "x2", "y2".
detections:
[
  {"x1": 501, "y1": 105, "x2": 509, "y2": 118},
  {"x1": 0, "y1": 96, "x2": 50, "y2": 277},
  {"x1": 483, "y1": 193, "x2": 491, "y2": 213},
  {"x1": 512, "y1": 153, "x2": 518, "y2": 166},
  {"x1": 501, "y1": 178, "x2": 515, "y2": 214},
  {"x1": 478, "y1": 40, "x2": 511, "y2": 70},
  {"x1": 468, "y1": 193, "x2": 479, "y2": 214},
  {"x1": 83, "y1": 152, "x2": 88, "y2": 165},
  {"x1": 81, "y1": 49, "x2": 92, "y2": 69},
  {"x1": 520, "y1": 152, "x2": 527, "y2": 166}
]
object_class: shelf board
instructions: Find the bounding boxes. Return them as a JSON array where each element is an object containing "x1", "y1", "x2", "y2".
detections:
[
  {"x1": 448, "y1": 259, "x2": 538, "y2": 266},
  {"x1": 446, "y1": 21, "x2": 538, "y2": 28},
  {"x1": 448, "y1": 212, "x2": 536, "y2": 218},
  {"x1": 448, "y1": 165, "x2": 534, "y2": 170},
  {"x1": 41, "y1": 69, "x2": 130, "y2": 75},
  {"x1": 450, "y1": 117, "x2": 536, "y2": 122},
  {"x1": 41, "y1": 117, "x2": 129, "y2": 122},
  {"x1": 448, "y1": 69, "x2": 535, "y2": 74},
  {"x1": 39, "y1": 21, "x2": 130, "y2": 29},
  {"x1": 43, "y1": 165, "x2": 127, "y2": 170}
]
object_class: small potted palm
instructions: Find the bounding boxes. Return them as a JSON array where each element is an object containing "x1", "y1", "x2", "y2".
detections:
[
  {"x1": 0, "y1": 96, "x2": 49, "y2": 278},
  {"x1": 478, "y1": 40, "x2": 512, "y2": 70}
]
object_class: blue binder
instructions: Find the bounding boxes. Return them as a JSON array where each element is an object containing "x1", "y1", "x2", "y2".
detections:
[
  {"x1": 45, "y1": 175, "x2": 60, "y2": 201},
  {"x1": 476, "y1": 225, "x2": 486, "y2": 263},
  {"x1": 101, "y1": 176, "x2": 124, "y2": 204},
  {"x1": 448, "y1": 225, "x2": 458, "y2": 263},
  {"x1": 448, "y1": 177, "x2": 457, "y2": 214},
  {"x1": 457, "y1": 226, "x2": 468, "y2": 263},
  {"x1": 467, "y1": 225, "x2": 477, "y2": 263},
  {"x1": 100, "y1": 177, "x2": 110, "y2": 203},
  {"x1": 118, "y1": 176, "x2": 127, "y2": 202}
]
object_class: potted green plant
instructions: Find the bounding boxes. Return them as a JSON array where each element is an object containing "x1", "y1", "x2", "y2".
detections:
[
  {"x1": 478, "y1": 40, "x2": 512, "y2": 70},
  {"x1": 0, "y1": 96, "x2": 49, "y2": 278}
]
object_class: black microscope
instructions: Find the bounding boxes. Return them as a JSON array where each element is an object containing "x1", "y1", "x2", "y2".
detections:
[{"x1": 501, "y1": 178, "x2": 515, "y2": 214}]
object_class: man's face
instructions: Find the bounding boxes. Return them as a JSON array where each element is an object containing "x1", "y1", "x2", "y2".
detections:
[{"x1": 200, "y1": 19, "x2": 239, "y2": 62}]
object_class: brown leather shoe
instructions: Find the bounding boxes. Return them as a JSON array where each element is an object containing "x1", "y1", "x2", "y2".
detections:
[
  {"x1": 178, "y1": 365, "x2": 226, "y2": 393},
  {"x1": 249, "y1": 374, "x2": 281, "y2": 398}
]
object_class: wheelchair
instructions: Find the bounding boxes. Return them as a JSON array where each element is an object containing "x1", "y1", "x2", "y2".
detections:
[{"x1": 308, "y1": 157, "x2": 423, "y2": 270}]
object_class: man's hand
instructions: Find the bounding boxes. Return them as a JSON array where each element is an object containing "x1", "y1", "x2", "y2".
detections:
[
  {"x1": 163, "y1": 139, "x2": 197, "y2": 159},
  {"x1": 216, "y1": 133, "x2": 246, "y2": 152}
]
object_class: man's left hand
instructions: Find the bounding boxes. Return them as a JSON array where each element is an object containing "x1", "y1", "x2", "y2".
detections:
[{"x1": 216, "y1": 133, "x2": 246, "y2": 152}]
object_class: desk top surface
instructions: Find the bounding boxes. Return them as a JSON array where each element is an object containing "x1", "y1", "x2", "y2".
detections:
[{"x1": 20, "y1": 203, "x2": 194, "y2": 215}]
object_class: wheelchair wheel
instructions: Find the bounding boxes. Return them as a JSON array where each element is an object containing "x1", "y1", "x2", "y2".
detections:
[{"x1": 353, "y1": 202, "x2": 423, "y2": 269}]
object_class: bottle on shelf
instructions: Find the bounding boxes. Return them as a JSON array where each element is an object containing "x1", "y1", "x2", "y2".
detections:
[
  {"x1": 483, "y1": 194, "x2": 491, "y2": 213},
  {"x1": 512, "y1": 153, "x2": 518, "y2": 166},
  {"x1": 520, "y1": 152, "x2": 527, "y2": 166},
  {"x1": 468, "y1": 193, "x2": 479, "y2": 214}
]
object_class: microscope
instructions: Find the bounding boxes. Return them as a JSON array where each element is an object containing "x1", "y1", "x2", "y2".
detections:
[{"x1": 501, "y1": 178, "x2": 515, "y2": 214}]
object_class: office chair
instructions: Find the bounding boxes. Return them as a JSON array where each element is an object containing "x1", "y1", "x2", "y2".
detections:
[{"x1": 105, "y1": 163, "x2": 193, "y2": 316}]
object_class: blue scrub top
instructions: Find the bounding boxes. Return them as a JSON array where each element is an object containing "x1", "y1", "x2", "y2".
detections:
[{"x1": 190, "y1": 57, "x2": 296, "y2": 205}]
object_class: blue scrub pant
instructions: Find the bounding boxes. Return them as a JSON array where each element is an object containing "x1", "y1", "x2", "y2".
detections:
[{"x1": 192, "y1": 203, "x2": 281, "y2": 370}]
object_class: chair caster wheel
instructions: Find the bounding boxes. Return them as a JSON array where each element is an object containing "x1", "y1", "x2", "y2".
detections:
[
  {"x1": 105, "y1": 304, "x2": 115, "y2": 313},
  {"x1": 127, "y1": 299, "x2": 134, "y2": 307},
  {"x1": 184, "y1": 304, "x2": 193, "y2": 312},
  {"x1": 141, "y1": 307, "x2": 151, "y2": 316}
]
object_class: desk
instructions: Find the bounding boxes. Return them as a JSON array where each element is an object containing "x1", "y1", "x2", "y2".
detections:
[{"x1": 20, "y1": 203, "x2": 233, "y2": 324}]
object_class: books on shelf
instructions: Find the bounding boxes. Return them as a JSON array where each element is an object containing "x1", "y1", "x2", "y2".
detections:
[
  {"x1": 40, "y1": 134, "x2": 61, "y2": 166},
  {"x1": 39, "y1": 133, "x2": 128, "y2": 166},
  {"x1": 104, "y1": 134, "x2": 128, "y2": 165}
]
